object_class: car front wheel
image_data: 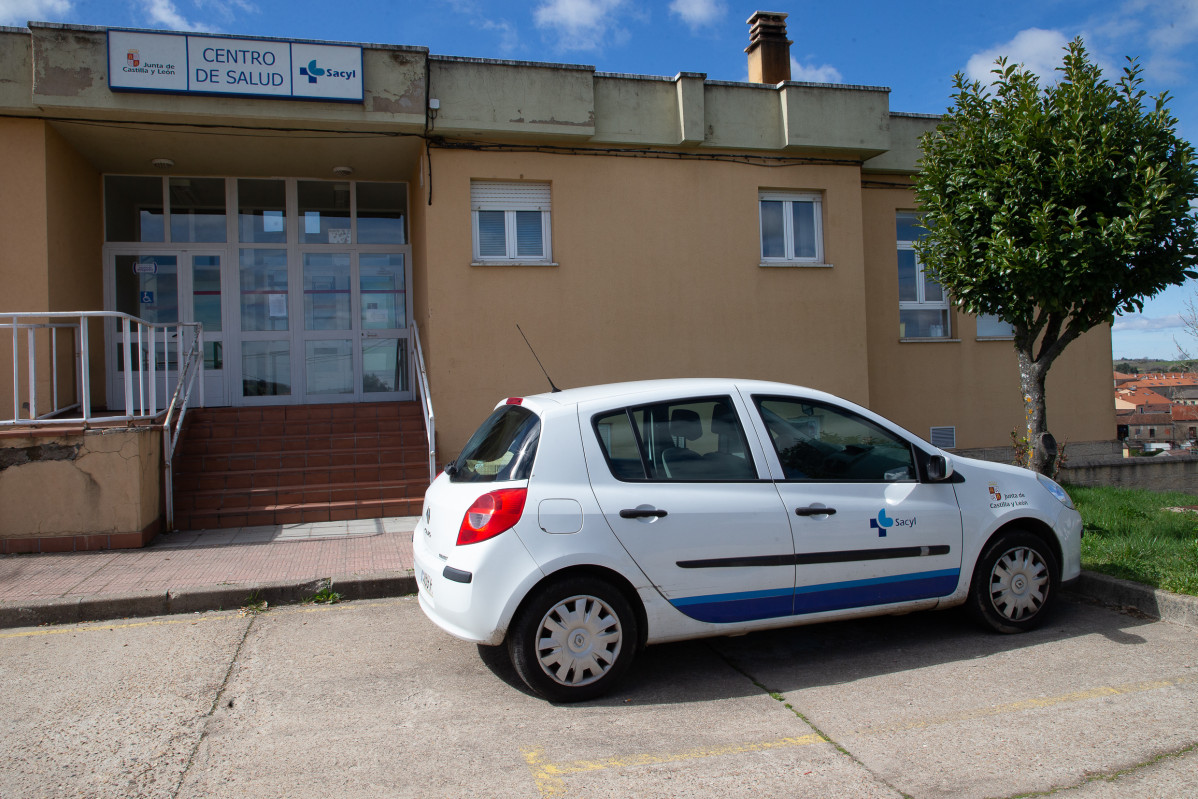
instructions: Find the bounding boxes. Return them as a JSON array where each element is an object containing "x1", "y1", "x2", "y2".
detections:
[
  {"x1": 507, "y1": 575, "x2": 638, "y2": 702},
  {"x1": 968, "y1": 531, "x2": 1058, "y2": 633}
]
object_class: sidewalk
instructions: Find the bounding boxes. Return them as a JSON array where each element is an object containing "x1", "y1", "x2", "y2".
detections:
[
  {"x1": 3, "y1": 520, "x2": 1197, "y2": 632},
  {"x1": 0, "y1": 517, "x2": 418, "y2": 629}
]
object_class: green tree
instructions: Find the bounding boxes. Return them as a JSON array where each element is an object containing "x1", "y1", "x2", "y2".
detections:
[{"x1": 914, "y1": 39, "x2": 1198, "y2": 475}]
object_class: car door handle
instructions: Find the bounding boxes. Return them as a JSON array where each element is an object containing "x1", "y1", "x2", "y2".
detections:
[
  {"x1": 620, "y1": 508, "x2": 668, "y2": 519},
  {"x1": 795, "y1": 506, "x2": 837, "y2": 516}
]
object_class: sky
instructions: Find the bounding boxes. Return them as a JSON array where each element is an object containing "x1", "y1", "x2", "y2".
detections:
[{"x1": 3, "y1": 0, "x2": 1197, "y2": 359}]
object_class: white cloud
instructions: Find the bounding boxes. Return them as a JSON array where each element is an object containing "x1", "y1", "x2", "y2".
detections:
[
  {"x1": 145, "y1": 0, "x2": 203, "y2": 31},
  {"x1": 1113, "y1": 314, "x2": 1186, "y2": 331},
  {"x1": 790, "y1": 56, "x2": 842, "y2": 84},
  {"x1": 0, "y1": 0, "x2": 71, "y2": 26},
  {"x1": 534, "y1": 0, "x2": 626, "y2": 52},
  {"x1": 482, "y1": 19, "x2": 519, "y2": 55},
  {"x1": 193, "y1": 0, "x2": 256, "y2": 25},
  {"x1": 669, "y1": 0, "x2": 724, "y2": 30},
  {"x1": 965, "y1": 28, "x2": 1070, "y2": 85},
  {"x1": 1097, "y1": 0, "x2": 1198, "y2": 82}
]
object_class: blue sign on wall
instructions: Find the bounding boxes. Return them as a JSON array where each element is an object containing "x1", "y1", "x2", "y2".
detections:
[{"x1": 107, "y1": 30, "x2": 363, "y2": 103}]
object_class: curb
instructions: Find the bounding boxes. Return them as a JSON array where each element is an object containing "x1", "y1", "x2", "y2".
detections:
[
  {"x1": 1065, "y1": 570, "x2": 1198, "y2": 631},
  {"x1": 0, "y1": 570, "x2": 417, "y2": 629},
  {"x1": 2, "y1": 569, "x2": 1194, "y2": 632}
]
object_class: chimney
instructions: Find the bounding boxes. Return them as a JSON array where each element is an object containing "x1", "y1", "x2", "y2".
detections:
[{"x1": 745, "y1": 11, "x2": 792, "y2": 84}]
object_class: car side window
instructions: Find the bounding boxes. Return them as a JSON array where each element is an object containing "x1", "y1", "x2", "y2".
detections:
[
  {"x1": 593, "y1": 396, "x2": 757, "y2": 481},
  {"x1": 753, "y1": 396, "x2": 916, "y2": 482}
]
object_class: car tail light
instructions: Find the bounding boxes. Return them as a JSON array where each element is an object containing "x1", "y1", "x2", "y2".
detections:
[
  {"x1": 458, "y1": 488, "x2": 528, "y2": 545},
  {"x1": 504, "y1": 397, "x2": 524, "y2": 405}
]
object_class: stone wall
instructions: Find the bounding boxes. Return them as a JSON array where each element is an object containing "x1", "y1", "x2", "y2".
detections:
[{"x1": 1058, "y1": 454, "x2": 1198, "y2": 493}]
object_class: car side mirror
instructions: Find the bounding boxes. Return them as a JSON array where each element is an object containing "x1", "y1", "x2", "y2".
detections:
[{"x1": 927, "y1": 454, "x2": 954, "y2": 482}]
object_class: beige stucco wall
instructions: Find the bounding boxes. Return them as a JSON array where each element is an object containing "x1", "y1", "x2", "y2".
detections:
[
  {"x1": 0, "y1": 427, "x2": 162, "y2": 540},
  {"x1": 861, "y1": 184, "x2": 1116, "y2": 450},
  {"x1": 419, "y1": 149, "x2": 875, "y2": 453},
  {"x1": 0, "y1": 118, "x2": 105, "y2": 419},
  {"x1": 0, "y1": 118, "x2": 52, "y2": 421}
]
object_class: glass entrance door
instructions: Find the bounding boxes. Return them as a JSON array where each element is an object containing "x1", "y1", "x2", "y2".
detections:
[
  {"x1": 109, "y1": 250, "x2": 228, "y2": 410},
  {"x1": 299, "y1": 252, "x2": 409, "y2": 403},
  {"x1": 111, "y1": 253, "x2": 178, "y2": 411},
  {"x1": 358, "y1": 253, "x2": 408, "y2": 398},
  {"x1": 104, "y1": 176, "x2": 412, "y2": 409}
]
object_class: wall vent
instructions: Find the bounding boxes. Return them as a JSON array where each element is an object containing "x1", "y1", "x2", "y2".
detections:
[{"x1": 929, "y1": 426, "x2": 957, "y2": 449}]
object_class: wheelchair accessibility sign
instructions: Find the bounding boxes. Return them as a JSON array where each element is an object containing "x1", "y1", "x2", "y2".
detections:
[{"x1": 140, "y1": 291, "x2": 154, "y2": 304}]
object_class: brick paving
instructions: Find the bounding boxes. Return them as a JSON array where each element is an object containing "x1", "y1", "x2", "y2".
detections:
[{"x1": 0, "y1": 517, "x2": 417, "y2": 603}]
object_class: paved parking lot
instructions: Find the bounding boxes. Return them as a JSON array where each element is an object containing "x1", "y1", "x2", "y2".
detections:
[{"x1": 2, "y1": 595, "x2": 1195, "y2": 798}]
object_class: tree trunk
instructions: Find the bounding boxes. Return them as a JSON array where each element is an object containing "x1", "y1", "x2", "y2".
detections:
[{"x1": 1016, "y1": 348, "x2": 1056, "y2": 475}]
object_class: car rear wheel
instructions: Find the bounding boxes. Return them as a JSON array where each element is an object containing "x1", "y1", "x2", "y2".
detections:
[
  {"x1": 507, "y1": 575, "x2": 638, "y2": 702},
  {"x1": 968, "y1": 530, "x2": 1058, "y2": 633}
]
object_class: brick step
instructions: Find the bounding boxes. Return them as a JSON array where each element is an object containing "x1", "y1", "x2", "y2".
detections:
[
  {"x1": 178, "y1": 431, "x2": 429, "y2": 458},
  {"x1": 174, "y1": 445, "x2": 426, "y2": 475},
  {"x1": 175, "y1": 463, "x2": 430, "y2": 493},
  {"x1": 182, "y1": 416, "x2": 425, "y2": 441},
  {"x1": 185, "y1": 402, "x2": 423, "y2": 424},
  {"x1": 174, "y1": 477, "x2": 428, "y2": 511},
  {"x1": 170, "y1": 401, "x2": 431, "y2": 531},
  {"x1": 175, "y1": 496, "x2": 426, "y2": 530}
]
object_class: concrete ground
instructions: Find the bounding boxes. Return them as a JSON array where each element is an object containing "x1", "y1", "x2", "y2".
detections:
[{"x1": 1, "y1": 594, "x2": 1194, "y2": 798}]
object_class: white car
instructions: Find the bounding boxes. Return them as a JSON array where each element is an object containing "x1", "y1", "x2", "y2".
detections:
[{"x1": 413, "y1": 379, "x2": 1082, "y2": 702}]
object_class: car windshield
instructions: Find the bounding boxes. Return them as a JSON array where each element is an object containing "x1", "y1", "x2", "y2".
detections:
[{"x1": 449, "y1": 404, "x2": 540, "y2": 483}]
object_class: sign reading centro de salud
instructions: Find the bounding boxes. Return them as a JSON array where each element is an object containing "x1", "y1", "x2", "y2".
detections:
[{"x1": 107, "y1": 30, "x2": 363, "y2": 102}]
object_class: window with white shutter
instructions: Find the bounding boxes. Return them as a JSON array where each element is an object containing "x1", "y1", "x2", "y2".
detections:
[{"x1": 471, "y1": 181, "x2": 553, "y2": 264}]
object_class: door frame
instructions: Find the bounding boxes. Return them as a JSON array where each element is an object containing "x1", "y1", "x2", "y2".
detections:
[{"x1": 101, "y1": 176, "x2": 414, "y2": 408}]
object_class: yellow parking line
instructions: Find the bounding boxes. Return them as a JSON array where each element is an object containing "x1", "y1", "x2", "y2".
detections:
[
  {"x1": 855, "y1": 673, "x2": 1198, "y2": 737},
  {"x1": 0, "y1": 613, "x2": 240, "y2": 638},
  {"x1": 521, "y1": 674, "x2": 1198, "y2": 796},
  {"x1": 523, "y1": 733, "x2": 827, "y2": 796}
]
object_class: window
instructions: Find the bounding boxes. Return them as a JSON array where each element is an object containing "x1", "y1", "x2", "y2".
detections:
[
  {"x1": 471, "y1": 181, "x2": 552, "y2": 264},
  {"x1": 976, "y1": 313, "x2": 1014, "y2": 338},
  {"x1": 593, "y1": 397, "x2": 757, "y2": 481},
  {"x1": 449, "y1": 405, "x2": 541, "y2": 483},
  {"x1": 897, "y1": 212, "x2": 950, "y2": 338},
  {"x1": 753, "y1": 396, "x2": 916, "y2": 482},
  {"x1": 759, "y1": 191, "x2": 824, "y2": 265}
]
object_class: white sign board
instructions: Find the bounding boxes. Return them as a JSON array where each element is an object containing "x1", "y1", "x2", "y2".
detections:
[{"x1": 107, "y1": 30, "x2": 363, "y2": 102}]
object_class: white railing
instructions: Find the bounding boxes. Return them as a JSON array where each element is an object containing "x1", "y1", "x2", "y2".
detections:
[
  {"x1": 162, "y1": 327, "x2": 205, "y2": 531},
  {"x1": 410, "y1": 321, "x2": 436, "y2": 482},
  {"x1": 1, "y1": 311, "x2": 203, "y2": 425},
  {"x1": 2, "y1": 312, "x2": 204, "y2": 531}
]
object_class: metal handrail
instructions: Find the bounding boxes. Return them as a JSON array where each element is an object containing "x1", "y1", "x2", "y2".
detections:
[
  {"x1": 411, "y1": 321, "x2": 436, "y2": 482},
  {"x1": 162, "y1": 325, "x2": 205, "y2": 532},
  {"x1": 1, "y1": 311, "x2": 202, "y2": 425}
]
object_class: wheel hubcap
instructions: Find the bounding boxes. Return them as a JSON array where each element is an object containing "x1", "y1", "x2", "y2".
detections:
[
  {"x1": 989, "y1": 546, "x2": 1049, "y2": 621},
  {"x1": 535, "y1": 594, "x2": 623, "y2": 687}
]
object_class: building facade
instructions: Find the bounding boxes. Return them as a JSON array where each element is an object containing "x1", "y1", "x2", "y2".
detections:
[{"x1": 0, "y1": 17, "x2": 1117, "y2": 541}]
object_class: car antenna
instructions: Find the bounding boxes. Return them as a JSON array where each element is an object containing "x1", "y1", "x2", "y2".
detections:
[{"x1": 517, "y1": 324, "x2": 561, "y2": 393}]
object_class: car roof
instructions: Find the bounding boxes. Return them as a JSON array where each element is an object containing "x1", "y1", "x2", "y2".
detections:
[{"x1": 518, "y1": 378, "x2": 845, "y2": 409}]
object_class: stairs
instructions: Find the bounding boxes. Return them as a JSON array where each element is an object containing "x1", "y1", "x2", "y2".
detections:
[{"x1": 171, "y1": 402, "x2": 431, "y2": 531}]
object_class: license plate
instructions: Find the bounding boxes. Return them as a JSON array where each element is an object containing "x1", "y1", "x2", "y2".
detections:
[{"x1": 420, "y1": 568, "x2": 434, "y2": 596}]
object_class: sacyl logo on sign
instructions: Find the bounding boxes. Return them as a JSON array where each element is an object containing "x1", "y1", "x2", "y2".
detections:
[
  {"x1": 299, "y1": 60, "x2": 357, "y2": 84},
  {"x1": 869, "y1": 508, "x2": 916, "y2": 537}
]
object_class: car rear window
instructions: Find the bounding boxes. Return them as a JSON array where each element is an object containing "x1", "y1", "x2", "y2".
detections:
[{"x1": 449, "y1": 405, "x2": 540, "y2": 483}]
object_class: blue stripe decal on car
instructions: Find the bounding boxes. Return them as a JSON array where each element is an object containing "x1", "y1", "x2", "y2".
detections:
[
  {"x1": 669, "y1": 569, "x2": 960, "y2": 624},
  {"x1": 669, "y1": 586, "x2": 794, "y2": 623},
  {"x1": 793, "y1": 569, "x2": 960, "y2": 615}
]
